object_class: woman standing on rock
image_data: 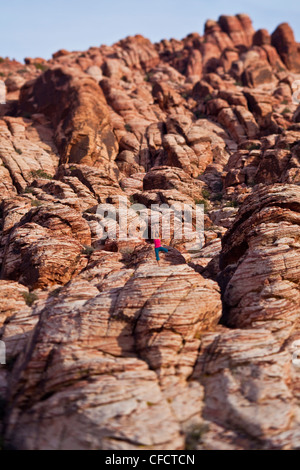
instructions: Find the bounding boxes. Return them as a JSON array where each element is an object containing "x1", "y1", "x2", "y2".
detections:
[{"x1": 153, "y1": 229, "x2": 168, "y2": 265}]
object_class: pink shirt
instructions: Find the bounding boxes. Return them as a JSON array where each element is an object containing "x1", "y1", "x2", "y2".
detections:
[{"x1": 154, "y1": 239, "x2": 161, "y2": 248}]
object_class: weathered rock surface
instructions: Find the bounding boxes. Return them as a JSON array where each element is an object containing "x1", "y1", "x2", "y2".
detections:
[
  {"x1": 220, "y1": 184, "x2": 300, "y2": 331},
  {"x1": 271, "y1": 23, "x2": 300, "y2": 72},
  {"x1": 0, "y1": 116, "x2": 59, "y2": 192},
  {"x1": 4, "y1": 263, "x2": 221, "y2": 450},
  {"x1": 19, "y1": 67, "x2": 119, "y2": 169}
]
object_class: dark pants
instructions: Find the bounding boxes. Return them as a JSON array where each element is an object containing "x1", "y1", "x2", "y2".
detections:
[{"x1": 155, "y1": 246, "x2": 168, "y2": 261}]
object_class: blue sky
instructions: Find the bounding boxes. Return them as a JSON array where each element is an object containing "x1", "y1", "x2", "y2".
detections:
[{"x1": 1, "y1": 0, "x2": 299, "y2": 63}]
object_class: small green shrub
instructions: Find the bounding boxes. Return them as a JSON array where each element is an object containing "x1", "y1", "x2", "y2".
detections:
[
  {"x1": 194, "y1": 111, "x2": 207, "y2": 119},
  {"x1": 22, "y1": 291, "x2": 38, "y2": 307},
  {"x1": 234, "y1": 80, "x2": 243, "y2": 87},
  {"x1": 124, "y1": 123, "x2": 132, "y2": 132},
  {"x1": 282, "y1": 107, "x2": 291, "y2": 115},
  {"x1": 246, "y1": 143, "x2": 261, "y2": 151},
  {"x1": 5, "y1": 356, "x2": 17, "y2": 372},
  {"x1": 31, "y1": 199, "x2": 43, "y2": 207},
  {"x1": 50, "y1": 287, "x2": 63, "y2": 297},
  {"x1": 212, "y1": 192, "x2": 223, "y2": 201},
  {"x1": 82, "y1": 245, "x2": 95, "y2": 256},
  {"x1": 0, "y1": 57, "x2": 4, "y2": 63},
  {"x1": 129, "y1": 195, "x2": 136, "y2": 204},
  {"x1": 15, "y1": 148, "x2": 23, "y2": 155},
  {"x1": 225, "y1": 200, "x2": 239, "y2": 208},
  {"x1": 24, "y1": 187, "x2": 34, "y2": 194},
  {"x1": 34, "y1": 63, "x2": 48, "y2": 72},
  {"x1": 144, "y1": 72, "x2": 153, "y2": 82},
  {"x1": 22, "y1": 111, "x2": 32, "y2": 119},
  {"x1": 30, "y1": 169, "x2": 53, "y2": 180},
  {"x1": 203, "y1": 94, "x2": 213, "y2": 103},
  {"x1": 185, "y1": 423, "x2": 210, "y2": 450},
  {"x1": 120, "y1": 247, "x2": 135, "y2": 255},
  {"x1": 202, "y1": 189, "x2": 210, "y2": 199},
  {"x1": 194, "y1": 198, "x2": 209, "y2": 213}
]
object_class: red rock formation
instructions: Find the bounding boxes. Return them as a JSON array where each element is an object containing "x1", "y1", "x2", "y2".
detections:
[
  {"x1": 19, "y1": 67, "x2": 119, "y2": 168},
  {"x1": 224, "y1": 130, "x2": 300, "y2": 189},
  {"x1": 253, "y1": 29, "x2": 271, "y2": 46},
  {"x1": 271, "y1": 23, "x2": 300, "y2": 72},
  {"x1": 242, "y1": 60, "x2": 274, "y2": 87},
  {"x1": 52, "y1": 49, "x2": 70, "y2": 59},
  {"x1": 186, "y1": 49, "x2": 202, "y2": 82},
  {"x1": 4, "y1": 262, "x2": 221, "y2": 450},
  {"x1": 1, "y1": 203, "x2": 90, "y2": 289},
  {"x1": 218, "y1": 14, "x2": 254, "y2": 48},
  {"x1": 0, "y1": 116, "x2": 59, "y2": 192},
  {"x1": 220, "y1": 184, "x2": 300, "y2": 329}
]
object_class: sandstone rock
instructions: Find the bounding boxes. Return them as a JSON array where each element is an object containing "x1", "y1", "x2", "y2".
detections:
[
  {"x1": 217, "y1": 108, "x2": 247, "y2": 143},
  {"x1": 4, "y1": 264, "x2": 221, "y2": 450},
  {"x1": 220, "y1": 184, "x2": 300, "y2": 332},
  {"x1": 271, "y1": 23, "x2": 300, "y2": 72},
  {"x1": 24, "y1": 57, "x2": 47, "y2": 66},
  {"x1": 204, "y1": 20, "x2": 234, "y2": 52},
  {"x1": 243, "y1": 91, "x2": 273, "y2": 129},
  {"x1": 242, "y1": 60, "x2": 274, "y2": 88},
  {"x1": 85, "y1": 65, "x2": 103, "y2": 82},
  {"x1": 224, "y1": 131, "x2": 300, "y2": 188},
  {"x1": 0, "y1": 117, "x2": 59, "y2": 191},
  {"x1": 0, "y1": 281, "x2": 37, "y2": 400},
  {"x1": 1, "y1": 203, "x2": 90, "y2": 289},
  {"x1": 152, "y1": 82, "x2": 183, "y2": 110},
  {"x1": 200, "y1": 43, "x2": 222, "y2": 73},
  {"x1": 193, "y1": 327, "x2": 300, "y2": 449},
  {"x1": 0, "y1": 164, "x2": 17, "y2": 201},
  {"x1": 30, "y1": 177, "x2": 99, "y2": 212},
  {"x1": 52, "y1": 49, "x2": 70, "y2": 59},
  {"x1": 218, "y1": 15, "x2": 254, "y2": 48},
  {"x1": 253, "y1": 29, "x2": 271, "y2": 46},
  {"x1": 142, "y1": 166, "x2": 204, "y2": 203},
  {"x1": 236, "y1": 14, "x2": 255, "y2": 47},
  {"x1": 56, "y1": 164, "x2": 123, "y2": 203},
  {"x1": 221, "y1": 49, "x2": 240, "y2": 73},
  {"x1": 186, "y1": 49, "x2": 202, "y2": 82},
  {"x1": 5, "y1": 75, "x2": 26, "y2": 92},
  {"x1": 19, "y1": 67, "x2": 119, "y2": 168},
  {"x1": 2, "y1": 222, "x2": 87, "y2": 289},
  {"x1": 115, "y1": 35, "x2": 160, "y2": 71}
]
